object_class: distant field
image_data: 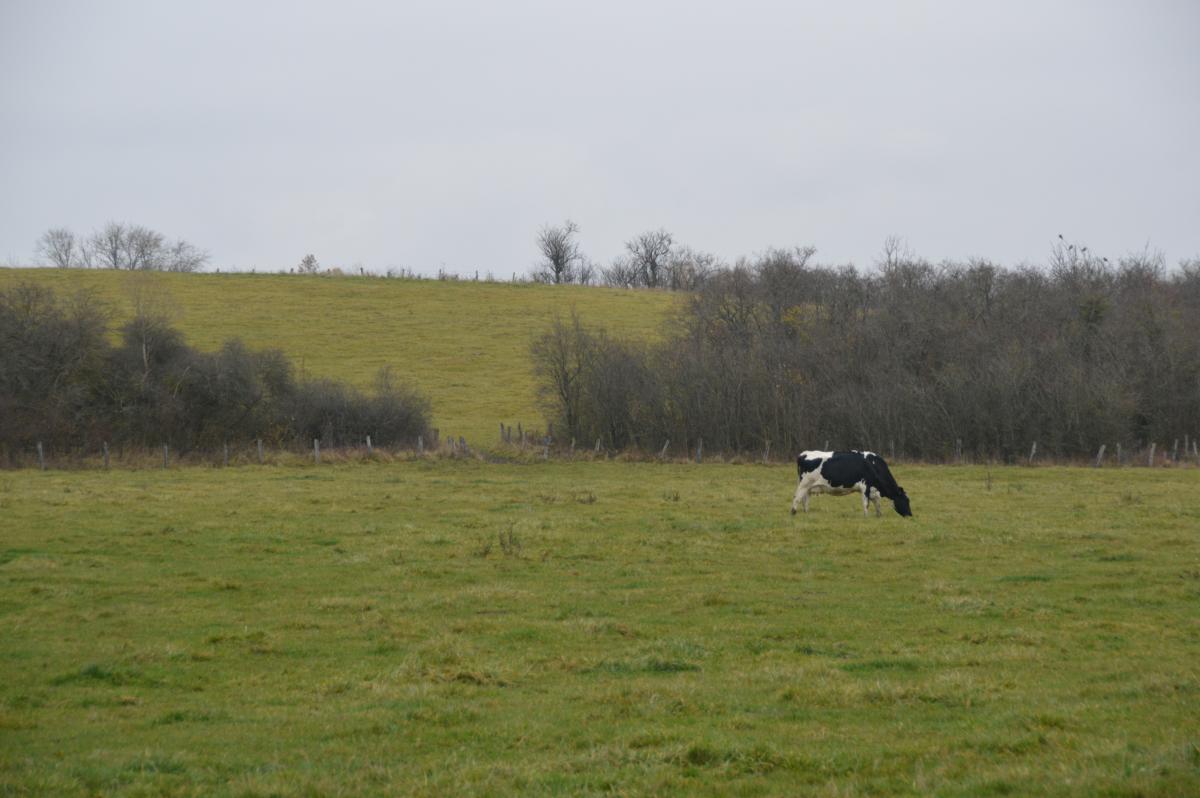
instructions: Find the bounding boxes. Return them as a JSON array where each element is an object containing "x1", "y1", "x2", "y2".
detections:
[
  {"x1": 0, "y1": 268, "x2": 678, "y2": 445},
  {"x1": 2, "y1": 461, "x2": 1197, "y2": 796}
]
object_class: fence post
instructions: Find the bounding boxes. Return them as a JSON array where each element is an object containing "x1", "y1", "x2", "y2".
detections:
[
  {"x1": 500, "y1": 422, "x2": 505, "y2": 442},
  {"x1": 1172, "y1": 438, "x2": 1178, "y2": 463},
  {"x1": 594, "y1": 437, "x2": 601, "y2": 454},
  {"x1": 257, "y1": 439, "x2": 264, "y2": 464},
  {"x1": 570, "y1": 438, "x2": 576, "y2": 456},
  {"x1": 543, "y1": 436, "x2": 550, "y2": 460},
  {"x1": 314, "y1": 439, "x2": 320, "y2": 464},
  {"x1": 1148, "y1": 442, "x2": 1156, "y2": 467},
  {"x1": 1116, "y1": 442, "x2": 1122, "y2": 465},
  {"x1": 103, "y1": 441, "x2": 110, "y2": 469},
  {"x1": 695, "y1": 438, "x2": 703, "y2": 464},
  {"x1": 1094, "y1": 444, "x2": 1106, "y2": 468},
  {"x1": 955, "y1": 438, "x2": 962, "y2": 464},
  {"x1": 659, "y1": 440, "x2": 670, "y2": 460},
  {"x1": 366, "y1": 435, "x2": 373, "y2": 455},
  {"x1": 1028, "y1": 441, "x2": 1037, "y2": 466},
  {"x1": 459, "y1": 436, "x2": 467, "y2": 454},
  {"x1": 418, "y1": 435, "x2": 424, "y2": 454},
  {"x1": 37, "y1": 441, "x2": 45, "y2": 471},
  {"x1": 223, "y1": 443, "x2": 229, "y2": 467},
  {"x1": 763, "y1": 440, "x2": 771, "y2": 464},
  {"x1": 163, "y1": 444, "x2": 169, "y2": 469}
]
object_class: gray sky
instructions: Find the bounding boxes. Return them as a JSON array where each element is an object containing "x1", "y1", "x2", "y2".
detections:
[{"x1": 3, "y1": 0, "x2": 1198, "y2": 275}]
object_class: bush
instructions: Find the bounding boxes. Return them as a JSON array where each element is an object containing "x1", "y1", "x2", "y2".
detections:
[
  {"x1": 0, "y1": 283, "x2": 432, "y2": 460},
  {"x1": 535, "y1": 248, "x2": 1200, "y2": 461}
]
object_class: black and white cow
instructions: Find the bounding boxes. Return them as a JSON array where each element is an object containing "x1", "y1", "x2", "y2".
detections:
[{"x1": 790, "y1": 450, "x2": 912, "y2": 517}]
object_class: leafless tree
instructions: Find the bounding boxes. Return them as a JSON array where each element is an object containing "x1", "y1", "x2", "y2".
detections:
[
  {"x1": 35, "y1": 228, "x2": 80, "y2": 268},
  {"x1": 624, "y1": 229, "x2": 674, "y2": 288},
  {"x1": 89, "y1": 222, "x2": 127, "y2": 269},
  {"x1": 162, "y1": 239, "x2": 208, "y2": 272},
  {"x1": 533, "y1": 220, "x2": 583, "y2": 284},
  {"x1": 298, "y1": 254, "x2": 320, "y2": 274},
  {"x1": 123, "y1": 225, "x2": 166, "y2": 270},
  {"x1": 59, "y1": 222, "x2": 208, "y2": 271}
]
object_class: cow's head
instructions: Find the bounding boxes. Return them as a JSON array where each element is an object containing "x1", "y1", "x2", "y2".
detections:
[{"x1": 893, "y1": 488, "x2": 913, "y2": 517}]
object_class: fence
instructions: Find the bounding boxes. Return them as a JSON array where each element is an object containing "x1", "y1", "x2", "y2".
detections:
[{"x1": 8, "y1": 429, "x2": 1200, "y2": 471}]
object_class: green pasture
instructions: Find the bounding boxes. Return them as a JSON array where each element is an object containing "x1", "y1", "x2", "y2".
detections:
[
  {"x1": 0, "y1": 268, "x2": 678, "y2": 444},
  {"x1": 1, "y1": 461, "x2": 1197, "y2": 796}
]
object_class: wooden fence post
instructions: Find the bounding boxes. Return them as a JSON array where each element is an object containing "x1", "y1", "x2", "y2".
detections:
[
  {"x1": 459, "y1": 436, "x2": 467, "y2": 454},
  {"x1": 163, "y1": 444, "x2": 169, "y2": 469},
  {"x1": 223, "y1": 443, "x2": 229, "y2": 467},
  {"x1": 418, "y1": 435, "x2": 424, "y2": 454},
  {"x1": 314, "y1": 439, "x2": 320, "y2": 464},
  {"x1": 763, "y1": 441, "x2": 771, "y2": 464},
  {"x1": 695, "y1": 439, "x2": 703, "y2": 464},
  {"x1": 659, "y1": 440, "x2": 670, "y2": 460},
  {"x1": 1028, "y1": 441, "x2": 1037, "y2": 466},
  {"x1": 37, "y1": 441, "x2": 45, "y2": 471},
  {"x1": 257, "y1": 439, "x2": 264, "y2": 464},
  {"x1": 594, "y1": 437, "x2": 601, "y2": 454},
  {"x1": 103, "y1": 441, "x2": 110, "y2": 469},
  {"x1": 570, "y1": 438, "x2": 576, "y2": 456},
  {"x1": 366, "y1": 435, "x2": 373, "y2": 455},
  {"x1": 500, "y1": 422, "x2": 505, "y2": 442},
  {"x1": 1148, "y1": 442, "x2": 1156, "y2": 467},
  {"x1": 1094, "y1": 444, "x2": 1106, "y2": 468},
  {"x1": 1172, "y1": 439, "x2": 1178, "y2": 463},
  {"x1": 1116, "y1": 442, "x2": 1122, "y2": 465},
  {"x1": 543, "y1": 437, "x2": 550, "y2": 460}
]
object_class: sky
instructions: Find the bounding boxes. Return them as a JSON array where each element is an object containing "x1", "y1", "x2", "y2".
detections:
[{"x1": 2, "y1": 0, "x2": 1198, "y2": 276}]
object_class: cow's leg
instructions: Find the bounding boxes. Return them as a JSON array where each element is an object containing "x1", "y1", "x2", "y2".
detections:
[
  {"x1": 861, "y1": 490, "x2": 870, "y2": 517},
  {"x1": 873, "y1": 493, "x2": 882, "y2": 517},
  {"x1": 791, "y1": 483, "x2": 804, "y2": 515}
]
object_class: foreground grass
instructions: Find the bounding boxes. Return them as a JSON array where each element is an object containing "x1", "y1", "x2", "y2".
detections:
[
  {"x1": 0, "y1": 268, "x2": 677, "y2": 444},
  {"x1": 1, "y1": 462, "x2": 1198, "y2": 796}
]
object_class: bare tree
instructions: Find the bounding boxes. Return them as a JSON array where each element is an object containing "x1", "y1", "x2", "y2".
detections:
[
  {"x1": 163, "y1": 239, "x2": 208, "y2": 272},
  {"x1": 123, "y1": 225, "x2": 165, "y2": 270},
  {"x1": 624, "y1": 229, "x2": 673, "y2": 288},
  {"x1": 298, "y1": 254, "x2": 320, "y2": 274},
  {"x1": 35, "y1": 228, "x2": 79, "y2": 268},
  {"x1": 89, "y1": 222, "x2": 128, "y2": 269},
  {"x1": 533, "y1": 220, "x2": 583, "y2": 284}
]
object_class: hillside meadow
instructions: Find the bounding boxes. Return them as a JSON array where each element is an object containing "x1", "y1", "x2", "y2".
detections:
[
  {"x1": 0, "y1": 268, "x2": 679, "y2": 446},
  {"x1": 1, "y1": 460, "x2": 1198, "y2": 796}
]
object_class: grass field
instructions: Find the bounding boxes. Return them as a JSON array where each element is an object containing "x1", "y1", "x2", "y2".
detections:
[
  {"x1": 0, "y1": 268, "x2": 678, "y2": 445},
  {"x1": 2, "y1": 460, "x2": 1197, "y2": 796}
]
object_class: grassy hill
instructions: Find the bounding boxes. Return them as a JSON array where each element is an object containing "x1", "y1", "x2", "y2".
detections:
[{"x1": 0, "y1": 268, "x2": 678, "y2": 445}]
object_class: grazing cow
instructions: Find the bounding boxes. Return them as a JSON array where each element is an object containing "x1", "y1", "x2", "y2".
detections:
[{"x1": 790, "y1": 450, "x2": 912, "y2": 517}]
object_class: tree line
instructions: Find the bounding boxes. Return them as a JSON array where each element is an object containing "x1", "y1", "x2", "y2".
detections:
[
  {"x1": 0, "y1": 282, "x2": 431, "y2": 463},
  {"x1": 532, "y1": 241, "x2": 1200, "y2": 462},
  {"x1": 36, "y1": 222, "x2": 208, "y2": 272}
]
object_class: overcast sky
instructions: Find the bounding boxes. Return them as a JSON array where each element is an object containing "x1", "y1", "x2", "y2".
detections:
[{"x1": 2, "y1": 0, "x2": 1198, "y2": 275}]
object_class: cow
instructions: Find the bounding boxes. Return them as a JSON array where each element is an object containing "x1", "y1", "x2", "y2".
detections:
[{"x1": 790, "y1": 450, "x2": 912, "y2": 517}]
